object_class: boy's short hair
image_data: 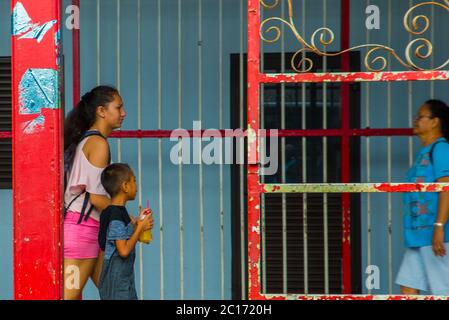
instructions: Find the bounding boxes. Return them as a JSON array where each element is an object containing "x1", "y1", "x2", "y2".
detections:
[{"x1": 101, "y1": 163, "x2": 134, "y2": 197}]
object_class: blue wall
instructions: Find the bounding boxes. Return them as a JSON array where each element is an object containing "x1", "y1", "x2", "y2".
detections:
[
  {"x1": 0, "y1": 0, "x2": 12, "y2": 301},
  {"x1": 351, "y1": 0, "x2": 449, "y2": 294},
  {"x1": 64, "y1": 0, "x2": 238, "y2": 299},
  {"x1": 1, "y1": 0, "x2": 449, "y2": 299}
]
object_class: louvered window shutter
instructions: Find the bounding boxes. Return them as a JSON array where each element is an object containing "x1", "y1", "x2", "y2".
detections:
[{"x1": 0, "y1": 57, "x2": 12, "y2": 189}]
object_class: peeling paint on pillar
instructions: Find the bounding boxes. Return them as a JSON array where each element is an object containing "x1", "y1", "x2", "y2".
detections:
[
  {"x1": 18, "y1": 68, "x2": 58, "y2": 134},
  {"x1": 247, "y1": 127, "x2": 257, "y2": 165},
  {"x1": 19, "y1": 69, "x2": 58, "y2": 112},
  {"x1": 12, "y1": 1, "x2": 57, "y2": 43}
]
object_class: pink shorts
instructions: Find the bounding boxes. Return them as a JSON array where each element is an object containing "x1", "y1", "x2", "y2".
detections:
[{"x1": 64, "y1": 210, "x2": 100, "y2": 259}]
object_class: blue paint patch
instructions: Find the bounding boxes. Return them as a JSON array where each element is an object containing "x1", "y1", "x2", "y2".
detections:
[
  {"x1": 11, "y1": 2, "x2": 32, "y2": 35},
  {"x1": 19, "y1": 68, "x2": 58, "y2": 115},
  {"x1": 18, "y1": 20, "x2": 57, "y2": 43},
  {"x1": 55, "y1": 29, "x2": 61, "y2": 66},
  {"x1": 12, "y1": 2, "x2": 56, "y2": 43}
]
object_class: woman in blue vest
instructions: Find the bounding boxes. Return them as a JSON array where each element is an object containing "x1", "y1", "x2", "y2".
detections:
[
  {"x1": 396, "y1": 99, "x2": 449, "y2": 295},
  {"x1": 63, "y1": 86, "x2": 126, "y2": 299}
]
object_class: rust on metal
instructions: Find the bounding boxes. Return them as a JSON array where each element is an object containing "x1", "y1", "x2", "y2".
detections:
[{"x1": 262, "y1": 183, "x2": 449, "y2": 193}]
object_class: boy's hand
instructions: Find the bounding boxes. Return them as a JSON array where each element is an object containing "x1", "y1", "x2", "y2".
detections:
[
  {"x1": 139, "y1": 208, "x2": 152, "y2": 217},
  {"x1": 137, "y1": 212, "x2": 153, "y2": 231},
  {"x1": 130, "y1": 215, "x2": 138, "y2": 226},
  {"x1": 143, "y1": 216, "x2": 154, "y2": 231}
]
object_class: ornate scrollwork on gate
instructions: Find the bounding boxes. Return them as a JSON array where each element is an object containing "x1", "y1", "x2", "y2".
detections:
[{"x1": 260, "y1": 0, "x2": 449, "y2": 72}]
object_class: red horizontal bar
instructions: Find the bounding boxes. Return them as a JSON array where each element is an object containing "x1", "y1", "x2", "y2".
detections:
[
  {"x1": 0, "y1": 128, "x2": 415, "y2": 140},
  {"x1": 109, "y1": 128, "x2": 414, "y2": 138},
  {"x1": 0, "y1": 129, "x2": 413, "y2": 140},
  {"x1": 0, "y1": 131, "x2": 12, "y2": 139},
  {"x1": 272, "y1": 128, "x2": 413, "y2": 137},
  {"x1": 261, "y1": 294, "x2": 449, "y2": 300},
  {"x1": 260, "y1": 70, "x2": 449, "y2": 83}
]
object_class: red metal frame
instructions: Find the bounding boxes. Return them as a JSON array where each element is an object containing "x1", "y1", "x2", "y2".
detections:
[
  {"x1": 247, "y1": 0, "x2": 263, "y2": 300},
  {"x1": 0, "y1": 128, "x2": 416, "y2": 140},
  {"x1": 340, "y1": 0, "x2": 351, "y2": 294},
  {"x1": 11, "y1": 0, "x2": 62, "y2": 299},
  {"x1": 259, "y1": 70, "x2": 449, "y2": 83},
  {"x1": 246, "y1": 0, "x2": 449, "y2": 300},
  {"x1": 0, "y1": 131, "x2": 12, "y2": 139}
]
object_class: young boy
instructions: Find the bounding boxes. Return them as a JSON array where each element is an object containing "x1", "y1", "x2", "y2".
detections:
[{"x1": 98, "y1": 163, "x2": 153, "y2": 300}]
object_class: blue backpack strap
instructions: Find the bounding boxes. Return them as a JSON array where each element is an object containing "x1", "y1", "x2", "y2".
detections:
[
  {"x1": 429, "y1": 139, "x2": 449, "y2": 166},
  {"x1": 64, "y1": 192, "x2": 83, "y2": 217},
  {"x1": 77, "y1": 191, "x2": 91, "y2": 224}
]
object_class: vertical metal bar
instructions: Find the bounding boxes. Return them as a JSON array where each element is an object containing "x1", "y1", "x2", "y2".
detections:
[
  {"x1": 159, "y1": 0, "x2": 165, "y2": 300},
  {"x1": 322, "y1": 0, "x2": 329, "y2": 295},
  {"x1": 137, "y1": 0, "x2": 144, "y2": 300},
  {"x1": 387, "y1": 0, "x2": 393, "y2": 295},
  {"x1": 301, "y1": 0, "x2": 308, "y2": 295},
  {"x1": 340, "y1": 0, "x2": 352, "y2": 294},
  {"x1": 408, "y1": 0, "x2": 413, "y2": 167},
  {"x1": 219, "y1": 0, "x2": 225, "y2": 300},
  {"x1": 366, "y1": 0, "x2": 372, "y2": 295},
  {"x1": 72, "y1": 0, "x2": 80, "y2": 106},
  {"x1": 240, "y1": 0, "x2": 246, "y2": 299},
  {"x1": 116, "y1": 0, "x2": 122, "y2": 162},
  {"x1": 247, "y1": 0, "x2": 262, "y2": 300},
  {"x1": 260, "y1": 4, "x2": 267, "y2": 296},
  {"x1": 97, "y1": 0, "x2": 100, "y2": 85},
  {"x1": 280, "y1": 0, "x2": 288, "y2": 295},
  {"x1": 198, "y1": 0, "x2": 205, "y2": 300},
  {"x1": 430, "y1": 4, "x2": 435, "y2": 98},
  {"x1": 176, "y1": 0, "x2": 184, "y2": 301},
  {"x1": 12, "y1": 0, "x2": 62, "y2": 299}
]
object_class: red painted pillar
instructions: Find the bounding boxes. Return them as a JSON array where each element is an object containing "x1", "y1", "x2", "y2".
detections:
[
  {"x1": 247, "y1": 0, "x2": 264, "y2": 300},
  {"x1": 11, "y1": 0, "x2": 63, "y2": 299},
  {"x1": 340, "y1": 0, "x2": 352, "y2": 294}
]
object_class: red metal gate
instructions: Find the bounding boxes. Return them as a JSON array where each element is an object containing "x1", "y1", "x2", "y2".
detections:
[{"x1": 247, "y1": 0, "x2": 449, "y2": 300}]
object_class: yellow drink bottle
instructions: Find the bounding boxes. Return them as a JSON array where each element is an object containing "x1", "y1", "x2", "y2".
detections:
[
  {"x1": 139, "y1": 228, "x2": 152, "y2": 244},
  {"x1": 139, "y1": 201, "x2": 153, "y2": 244}
]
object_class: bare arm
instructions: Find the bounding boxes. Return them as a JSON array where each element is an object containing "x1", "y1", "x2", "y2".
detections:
[
  {"x1": 115, "y1": 214, "x2": 152, "y2": 258},
  {"x1": 83, "y1": 136, "x2": 111, "y2": 211},
  {"x1": 89, "y1": 194, "x2": 111, "y2": 212},
  {"x1": 433, "y1": 176, "x2": 449, "y2": 256}
]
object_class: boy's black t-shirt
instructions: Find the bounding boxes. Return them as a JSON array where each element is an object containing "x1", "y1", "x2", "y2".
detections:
[{"x1": 98, "y1": 205, "x2": 131, "y2": 251}]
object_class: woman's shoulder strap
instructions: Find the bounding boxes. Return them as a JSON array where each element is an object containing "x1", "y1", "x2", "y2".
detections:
[
  {"x1": 82, "y1": 130, "x2": 107, "y2": 140},
  {"x1": 429, "y1": 139, "x2": 449, "y2": 165}
]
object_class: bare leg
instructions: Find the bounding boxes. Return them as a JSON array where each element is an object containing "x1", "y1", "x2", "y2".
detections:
[
  {"x1": 63, "y1": 258, "x2": 97, "y2": 300},
  {"x1": 400, "y1": 286, "x2": 419, "y2": 295},
  {"x1": 91, "y1": 251, "x2": 104, "y2": 288}
]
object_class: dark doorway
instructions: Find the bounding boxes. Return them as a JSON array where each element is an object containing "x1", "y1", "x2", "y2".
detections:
[{"x1": 230, "y1": 52, "x2": 362, "y2": 298}]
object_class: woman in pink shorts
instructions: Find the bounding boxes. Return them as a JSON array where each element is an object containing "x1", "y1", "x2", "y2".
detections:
[{"x1": 63, "y1": 86, "x2": 126, "y2": 300}]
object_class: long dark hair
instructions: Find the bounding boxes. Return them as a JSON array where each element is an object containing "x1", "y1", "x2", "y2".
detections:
[
  {"x1": 425, "y1": 99, "x2": 449, "y2": 140},
  {"x1": 64, "y1": 85, "x2": 119, "y2": 170}
]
